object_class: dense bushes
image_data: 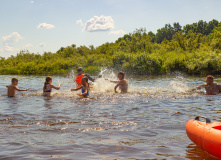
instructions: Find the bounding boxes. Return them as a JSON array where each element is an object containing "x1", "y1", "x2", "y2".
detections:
[{"x1": 1, "y1": 19, "x2": 221, "y2": 75}]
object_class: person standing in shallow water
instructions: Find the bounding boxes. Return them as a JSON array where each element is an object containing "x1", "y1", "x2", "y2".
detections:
[
  {"x1": 195, "y1": 75, "x2": 221, "y2": 95},
  {"x1": 75, "y1": 67, "x2": 95, "y2": 88},
  {"x1": 6, "y1": 78, "x2": 29, "y2": 97},
  {"x1": 106, "y1": 72, "x2": 128, "y2": 93},
  {"x1": 43, "y1": 76, "x2": 62, "y2": 96}
]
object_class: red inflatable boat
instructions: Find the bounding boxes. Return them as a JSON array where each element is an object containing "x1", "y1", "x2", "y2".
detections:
[{"x1": 186, "y1": 116, "x2": 221, "y2": 159}]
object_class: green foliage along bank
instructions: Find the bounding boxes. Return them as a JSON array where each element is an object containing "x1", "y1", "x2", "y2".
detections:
[{"x1": 1, "y1": 19, "x2": 221, "y2": 75}]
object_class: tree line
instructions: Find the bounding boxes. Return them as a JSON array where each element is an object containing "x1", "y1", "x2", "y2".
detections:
[{"x1": 0, "y1": 19, "x2": 221, "y2": 75}]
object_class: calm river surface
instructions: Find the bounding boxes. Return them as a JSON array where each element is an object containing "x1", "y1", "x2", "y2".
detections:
[{"x1": 0, "y1": 73, "x2": 221, "y2": 160}]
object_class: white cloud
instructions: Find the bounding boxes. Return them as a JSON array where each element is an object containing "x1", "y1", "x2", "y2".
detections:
[
  {"x1": 76, "y1": 19, "x2": 83, "y2": 26},
  {"x1": 39, "y1": 43, "x2": 45, "y2": 47},
  {"x1": 2, "y1": 32, "x2": 23, "y2": 46},
  {"x1": 0, "y1": 32, "x2": 22, "y2": 57},
  {"x1": 24, "y1": 43, "x2": 33, "y2": 48},
  {"x1": 30, "y1": 0, "x2": 34, "y2": 4},
  {"x1": 37, "y1": 23, "x2": 55, "y2": 29},
  {"x1": 83, "y1": 15, "x2": 114, "y2": 32},
  {"x1": 109, "y1": 30, "x2": 126, "y2": 35},
  {"x1": 0, "y1": 46, "x2": 19, "y2": 53}
]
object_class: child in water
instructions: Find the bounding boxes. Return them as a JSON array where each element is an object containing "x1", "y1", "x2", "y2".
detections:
[
  {"x1": 106, "y1": 72, "x2": 128, "y2": 93},
  {"x1": 6, "y1": 78, "x2": 29, "y2": 97},
  {"x1": 71, "y1": 76, "x2": 89, "y2": 97},
  {"x1": 43, "y1": 76, "x2": 62, "y2": 96},
  {"x1": 76, "y1": 67, "x2": 94, "y2": 88}
]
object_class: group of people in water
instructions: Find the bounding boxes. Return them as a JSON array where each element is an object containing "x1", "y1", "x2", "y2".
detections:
[
  {"x1": 6, "y1": 67, "x2": 128, "y2": 97},
  {"x1": 5, "y1": 67, "x2": 221, "y2": 97}
]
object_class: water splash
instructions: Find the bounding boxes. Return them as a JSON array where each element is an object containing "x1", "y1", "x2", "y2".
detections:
[
  {"x1": 170, "y1": 76, "x2": 191, "y2": 92},
  {"x1": 9, "y1": 69, "x2": 206, "y2": 99},
  {"x1": 92, "y1": 69, "x2": 117, "y2": 93}
]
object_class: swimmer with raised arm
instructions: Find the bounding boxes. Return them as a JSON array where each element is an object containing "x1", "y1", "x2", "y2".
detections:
[
  {"x1": 71, "y1": 76, "x2": 89, "y2": 97},
  {"x1": 106, "y1": 72, "x2": 128, "y2": 93},
  {"x1": 195, "y1": 75, "x2": 221, "y2": 95},
  {"x1": 6, "y1": 78, "x2": 29, "y2": 97},
  {"x1": 43, "y1": 76, "x2": 62, "y2": 96}
]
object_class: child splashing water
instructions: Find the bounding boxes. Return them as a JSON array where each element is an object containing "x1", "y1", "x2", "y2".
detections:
[
  {"x1": 6, "y1": 78, "x2": 29, "y2": 97},
  {"x1": 76, "y1": 67, "x2": 94, "y2": 88},
  {"x1": 106, "y1": 72, "x2": 128, "y2": 93},
  {"x1": 43, "y1": 76, "x2": 62, "y2": 96},
  {"x1": 71, "y1": 77, "x2": 89, "y2": 97}
]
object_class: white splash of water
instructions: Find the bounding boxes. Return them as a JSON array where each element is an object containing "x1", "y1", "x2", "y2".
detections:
[
  {"x1": 92, "y1": 69, "x2": 117, "y2": 93},
  {"x1": 170, "y1": 76, "x2": 191, "y2": 92}
]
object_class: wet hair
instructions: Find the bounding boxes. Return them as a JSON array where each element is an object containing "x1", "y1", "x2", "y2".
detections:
[
  {"x1": 12, "y1": 78, "x2": 18, "y2": 83},
  {"x1": 77, "y1": 67, "x2": 83, "y2": 72},
  {"x1": 82, "y1": 76, "x2": 89, "y2": 87},
  {"x1": 207, "y1": 75, "x2": 214, "y2": 80},
  {"x1": 118, "y1": 72, "x2": 125, "y2": 79},
  {"x1": 44, "y1": 76, "x2": 52, "y2": 89}
]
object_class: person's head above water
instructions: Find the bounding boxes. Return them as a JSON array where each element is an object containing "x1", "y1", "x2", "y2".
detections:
[
  {"x1": 44, "y1": 76, "x2": 52, "y2": 89},
  {"x1": 45, "y1": 76, "x2": 52, "y2": 83},
  {"x1": 118, "y1": 72, "x2": 125, "y2": 80},
  {"x1": 12, "y1": 78, "x2": 18, "y2": 85},
  {"x1": 206, "y1": 75, "x2": 214, "y2": 85},
  {"x1": 77, "y1": 67, "x2": 84, "y2": 75},
  {"x1": 81, "y1": 76, "x2": 88, "y2": 86}
]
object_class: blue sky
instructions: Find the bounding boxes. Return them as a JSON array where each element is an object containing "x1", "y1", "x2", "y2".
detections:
[{"x1": 0, "y1": 0, "x2": 221, "y2": 58}]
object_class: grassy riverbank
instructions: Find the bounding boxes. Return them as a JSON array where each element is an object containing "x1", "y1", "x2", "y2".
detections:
[{"x1": 1, "y1": 19, "x2": 221, "y2": 75}]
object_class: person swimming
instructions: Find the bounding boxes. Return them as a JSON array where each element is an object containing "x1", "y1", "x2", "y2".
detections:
[
  {"x1": 106, "y1": 72, "x2": 128, "y2": 93},
  {"x1": 71, "y1": 76, "x2": 89, "y2": 97},
  {"x1": 195, "y1": 75, "x2": 221, "y2": 95},
  {"x1": 43, "y1": 76, "x2": 62, "y2": 96}
]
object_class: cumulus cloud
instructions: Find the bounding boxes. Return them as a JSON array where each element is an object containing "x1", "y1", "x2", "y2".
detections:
[
  {"x1": 0, "y1": 32, "x2": 22, "y2": 56},
  {"x1": 39, "y1": 43, "x2": 45, "y2": 47},
  {"x1": 76, "y1": 19, "x2": 83, "y2": 26},
  {"x1": 109, "y1": 30, "x2": 126, "y2": 35},
  {"x1": 0, "y1": 46, "x2": 19, "y2": 56},
  {"x1": 24, "y1": 43, "x2": 33, "y2": 48},
  {"x1": 37, "y1": 23, "x2": 55, "y2": 29},
  {"x1": 83, "y1": 15, "x2": 114, "y2": 32},
  {"x1": 0, "y1": 46, "x2": 19, "y2": 52},
  {"x1": 2, "y1": 32, "x2": 23, "y2": 46}
]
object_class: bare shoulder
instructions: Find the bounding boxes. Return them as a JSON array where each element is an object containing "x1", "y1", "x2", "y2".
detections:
[
  {"x1": 49, "y1": 84, "x2": 56, "y2": 88},
  {"x1": 124, "y1": 79, "x2": 128, "y2": 85},
  {"x1": 8, "y1": 85, "x2": 18, "y2": 89}
]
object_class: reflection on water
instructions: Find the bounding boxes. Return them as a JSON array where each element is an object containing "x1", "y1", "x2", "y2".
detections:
[
  {"x1": 186, "y1": 143, "x2": 219, "y2": 160},
  {"x1": 0, "y1": 73, "x2": 221, "y2": 159}
]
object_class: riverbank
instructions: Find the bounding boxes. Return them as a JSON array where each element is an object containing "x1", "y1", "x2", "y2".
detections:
[{"x1": 1, "y1": 49, "x2": 221, "y2": 76}]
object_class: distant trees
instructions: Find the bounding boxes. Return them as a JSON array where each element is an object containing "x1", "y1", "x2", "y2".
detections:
[
  {"x1": 154, "y1": 19, "x2": 219, "y2": 43},
  {"x1": 183, "y1": 19, "x2": 219, "y2": 35},
  {"x1": 0, "y1": 19, "x2": 221, "y2": 75},
  {"x1": 155, "y1": 22, "x2": 182, "y2": 43}
]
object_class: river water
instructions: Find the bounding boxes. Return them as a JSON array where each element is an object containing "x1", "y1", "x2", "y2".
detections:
[{"x1": 0, "y1": 72, "x2": 221, "y2": 159}]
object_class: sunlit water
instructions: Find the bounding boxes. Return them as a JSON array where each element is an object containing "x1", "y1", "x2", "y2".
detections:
[{"x1": 0, "y1": 72, "x2": 221, "y2": 159}]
